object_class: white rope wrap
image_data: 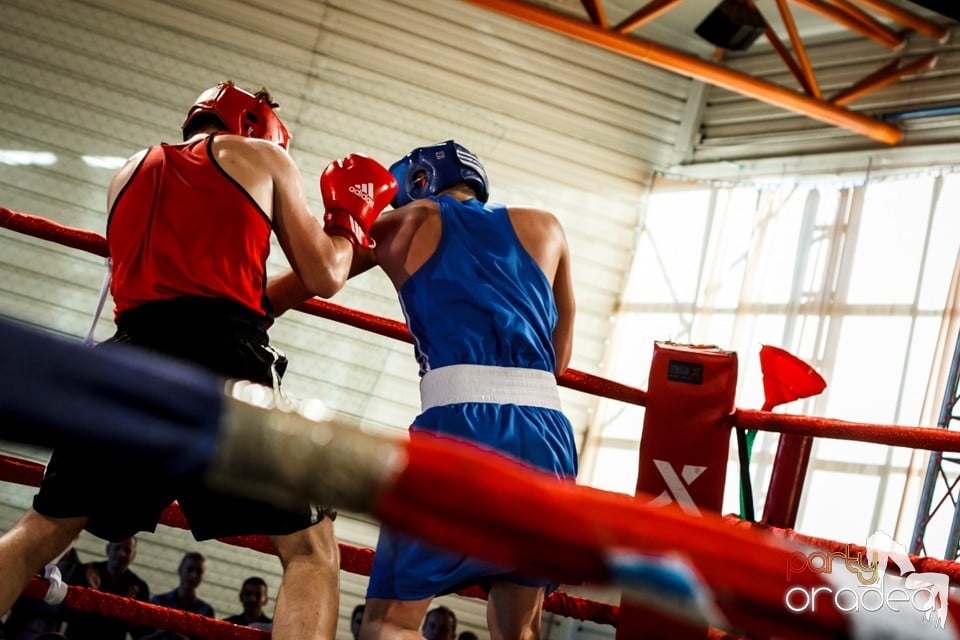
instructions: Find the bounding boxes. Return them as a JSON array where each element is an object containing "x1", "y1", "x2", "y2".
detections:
[
  {"x1": 607, "y1": 550, "x2": 727, "y2": 630},
  {"x1": 42, "y1": 564, "x2": 67, "y2": 605},
  {"x1": 207, "y1": 381, "x2": 405, "y2": 514},
  {"x1": 84, "y1": 257, "x2": 111, "y2": 346},
  {"x1": 420, "y1": 364, "x2": 561, "y2": 412}
]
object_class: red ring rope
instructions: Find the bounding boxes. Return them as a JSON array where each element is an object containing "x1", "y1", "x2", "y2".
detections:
[
  {"x1": 733, "y1": 409, "x2": 960, "y2": 451},
  {"x1": 722, "y1": 515, "x2": 960, "y2": 583},
  {"x1": 3, "y1": 207, "x2": 958, "y2": 639},
  {"x1": 0, "y1": 207, "x2": 108, "y2": 258},
  {"x1": 0, "y1": 453, "x2": 617, "y2": 626},
  {"x1": 0, "y1": 206, "x2": 649, "y2": 409},
  {"x1": 2, "y1": 207, "x2": 956, "y2": 454},
  {"x1": 22, "y1": 576, "x2": 268, "y2": 640}
]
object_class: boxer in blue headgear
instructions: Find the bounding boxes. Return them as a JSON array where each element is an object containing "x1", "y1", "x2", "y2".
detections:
[
  {"x1": 389, "y1": 140, "x2": 489, "y2": 208},
  {"x1": 293, "y1": 140, "x2": 577, "y2": 640}
]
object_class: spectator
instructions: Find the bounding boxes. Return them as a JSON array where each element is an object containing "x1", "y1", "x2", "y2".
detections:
[
  {"x1": 222, "y1": 577, "x2": 271, "y2": 630},
  {"x1": 142, "y1": 552, "x2": 213, "y2": 640},
  {"x1": 457, "y1": 632, "x2": 479, "y2": 640},
  {"x1": 350, "y1": 604, "x2": 364, "y2": 640},
  {"x1": 421, "y1": 606, "x2": 456, "y2": 640},
  {"x1": 63, "y1": 537, "x2": 149, "y2": 640}
]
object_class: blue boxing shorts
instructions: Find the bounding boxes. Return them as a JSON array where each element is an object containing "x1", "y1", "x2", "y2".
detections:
[{"x1": 366, "y1": 402, "x2": 577, "y2": 599}]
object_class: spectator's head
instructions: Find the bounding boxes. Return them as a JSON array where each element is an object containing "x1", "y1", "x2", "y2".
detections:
[
  {"x1": 239, "y1": 576, "x2": 268, "y2": 617},
  {"x1": 457, "y1": 633, "x2": 479, "y2": 640},
  {"x1": 350, "y1": 603, "x2": 365, "y2": 640},
  {"x1": 106, "y1": 537, "x2": 137, "y2": 575},
  {"x1": 178, "y1": 551, "x2": 206, "y2": 592},
  {"x1": 422, "y1": 605, "x2": 457, "y2": 640}
]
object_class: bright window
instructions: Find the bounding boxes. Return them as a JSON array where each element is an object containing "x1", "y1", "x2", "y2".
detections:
[{"x1": 582, "y1": 171, "x2": 960, "y2": 551}]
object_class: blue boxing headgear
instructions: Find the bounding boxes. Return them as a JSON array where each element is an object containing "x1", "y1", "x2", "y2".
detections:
[{"x1": 389, "y1": 140, "x2": 489, "y2": 208}]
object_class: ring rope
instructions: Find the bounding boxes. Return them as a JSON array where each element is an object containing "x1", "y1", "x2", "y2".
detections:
[
  {"x1": 295, "y1": 297, "x2": 648, "y2": 406},
  {"x1": 733, "y1": 409, "x2": 960, "y2": 452},
  {"x1": 0, "y1": 207, "x2": 648, "y2": 409},
  {"x1": 18, "y1": 573, "x2": 684, "y2": 640},
  {"x1": 2, "y1": 207, "x2": 957, "y2": 453},
  {"x1": 0, "y1": 207, "x2": 108, "y2": 258},
  {"x1": 722, "y1": 515, "x2": 960, "y2": 583},
  {"x1": 4, "y1": 207, "x2": 960, "y2": 638},
  {"x1": 9, "y1": 443, "x2": 955, "y2": 595},
  {"x1": 0, "y1": 453, "x2": 619, "y2": 627},
  {"x1": 21, "y1": 575, "x2": 269, "y2": 640}
]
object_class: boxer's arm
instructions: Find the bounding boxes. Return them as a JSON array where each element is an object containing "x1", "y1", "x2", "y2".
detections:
[
  {"x1": 552, "y1": 222, "x2": 575, "y2": 376},
  {"x1": 267, "y1": 144, "x2": 354, "y2": 298},
  {"x1": 348, "y1": 244, "x2": 378, "y2": 279},
  {"x1": 266, "y1": 269, "x2": 313, "y2": 317},
  {"x1": 267, "y1": 248, "x2": 378, "y2": 314},
  {"x1": 513, "y1": 207, "x2": 576, "y2": 376}
]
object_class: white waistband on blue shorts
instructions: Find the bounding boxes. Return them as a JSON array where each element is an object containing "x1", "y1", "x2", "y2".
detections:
[{"x1": 420, "y1": 364, "x2": 562, "y2": 412}]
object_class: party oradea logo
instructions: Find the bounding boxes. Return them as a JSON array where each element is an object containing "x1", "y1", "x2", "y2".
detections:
[{"x1": 784, "y1": 530, "x2": 948, "y2": 629}]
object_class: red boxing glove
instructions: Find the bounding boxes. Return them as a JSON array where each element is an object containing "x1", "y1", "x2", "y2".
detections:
[{"x1": 320, "y1": 153, "x2": 398, "y2": 249}]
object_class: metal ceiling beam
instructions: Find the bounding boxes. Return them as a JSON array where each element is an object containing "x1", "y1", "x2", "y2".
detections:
[
  {"x1": 614, "y1": 0, "x2": 684, "y2": 33},
  {"x1": 580, "y1": 0, "x2": 608, "y2": 27},
  {"x1": 774, "y1": 0, "x2": 822, "y2": 98},
  {"x1": 790, "y1": 0, "x2": 904, "y2": 48},
  {"x1": 830, "y1": 54, "x2": 938, "y2": 105},
  {"x1": 848, "y1": 0, "x2": 948, "y2": 41},
  {"x1": 461, "y1": 0, "x2": 903, "y2": 145},
  {"x1": 763, "y1": 21, "x2": 817, "y2": 96}
]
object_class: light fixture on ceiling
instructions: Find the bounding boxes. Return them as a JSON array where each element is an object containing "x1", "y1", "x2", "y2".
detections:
[
  {"x1": 81, "y1": 155, "x2": 128, "y2": 170},
  {"x1": 0, "y1": 150, "x2": 57, "y2": 167},
  {"x1": 695, "y1": 0, "x2": 766, "y2": 51},
  {"x1": 880, "y1": 104, "x2": 960, "y2": 122}
]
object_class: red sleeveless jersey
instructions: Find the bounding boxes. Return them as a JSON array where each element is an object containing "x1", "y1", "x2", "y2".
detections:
[{"x1": 107, "y1": 134, "x2": 273, "y2": 319}]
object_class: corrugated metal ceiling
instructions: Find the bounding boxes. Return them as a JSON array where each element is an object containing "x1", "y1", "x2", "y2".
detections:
[{"x1": 468, "y1": 0, "x2": 960, "y2": 178}]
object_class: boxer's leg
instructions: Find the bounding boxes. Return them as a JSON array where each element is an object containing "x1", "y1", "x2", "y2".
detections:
[{"x1": 0, "y1": 508, "x2": 87, "y2": 614}]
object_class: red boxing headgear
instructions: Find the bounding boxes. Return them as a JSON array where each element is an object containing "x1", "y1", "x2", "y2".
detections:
[{"x1": 182, "y1": 83, "x2": 291, "y2": 149}]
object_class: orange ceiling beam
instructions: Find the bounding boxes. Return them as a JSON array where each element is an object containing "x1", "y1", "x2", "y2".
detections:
[
  {"x1": 773, "y1": 0, "x2": 821, "y2": 98},
  {"x1": 847, "y1": 0, "x2": 948, "y2": 41},
  {"x1": 461, "y1": 0, "x2": 903, "y2": 145},
  {"x1": 615, "y1": 0, "x2": 685, "y2": 34},
  {"x1": 826, "y1": 0, "x2": 908, "y2": 44},
  {"x1": 789, "y1": 0, "x2": 904, "y2": 48},
  {"x1": 762, "y1": 24, "x2": 816, "y2": 96},
  {"x1": 830, "y1": 54, "x2": 938, "y2": 106},
  {"x1": 580, "y1": 0, "x2": 608, "y2": 28}
]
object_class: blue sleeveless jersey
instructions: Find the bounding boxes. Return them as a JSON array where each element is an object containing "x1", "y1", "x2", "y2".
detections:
[
  {"x1": 399, "y1": 195, "x2": 558, "y2": 374},
  {"x1": 367, "y1": 195, "x2": 579, "y2": 600}
]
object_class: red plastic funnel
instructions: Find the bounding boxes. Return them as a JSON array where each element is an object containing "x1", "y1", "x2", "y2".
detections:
[{"x1": 759, "y1": 345, "x2": 826, "y2": 411}]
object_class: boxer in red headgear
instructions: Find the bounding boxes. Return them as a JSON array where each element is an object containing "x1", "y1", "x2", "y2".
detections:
[
  {"x1": 181, "y1": 81, "x2": 292, "y2": 149},
  {"x1": 0, "y1": 80, "x2": 396, "y2": 640}
]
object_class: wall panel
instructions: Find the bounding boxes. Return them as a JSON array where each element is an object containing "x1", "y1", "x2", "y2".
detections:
[{"x1": 0, "y1": 1, "x2": 685, "y2": 636}]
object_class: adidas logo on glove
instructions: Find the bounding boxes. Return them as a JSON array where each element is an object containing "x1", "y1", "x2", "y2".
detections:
[{"x1": 349, "y1": 183, "x2": 375, "y2": 206}]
